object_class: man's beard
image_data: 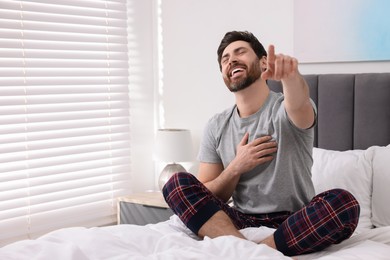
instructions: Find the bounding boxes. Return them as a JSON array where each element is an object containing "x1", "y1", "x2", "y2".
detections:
[{"x1": 225, "y1": 59, "x2": 262, "y2": 92}]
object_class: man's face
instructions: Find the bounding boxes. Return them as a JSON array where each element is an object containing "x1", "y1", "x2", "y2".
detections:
[{"x1": 220, "y1": 41, "x2": 263, "y2": 92}]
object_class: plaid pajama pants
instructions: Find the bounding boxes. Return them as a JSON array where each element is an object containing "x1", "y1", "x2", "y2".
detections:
[{"x1": 162, "y1": 172, "x2": 360, "y2": 256}]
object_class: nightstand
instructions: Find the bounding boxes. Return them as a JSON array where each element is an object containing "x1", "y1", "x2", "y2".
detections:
[{"x1": 117, "y1": 191, "x2": 174, "y2": 225}]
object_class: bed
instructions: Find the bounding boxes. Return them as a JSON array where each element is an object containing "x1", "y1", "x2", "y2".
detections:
[{"x1": 1, "y1": 73, "x2": 390, "y2": 259}]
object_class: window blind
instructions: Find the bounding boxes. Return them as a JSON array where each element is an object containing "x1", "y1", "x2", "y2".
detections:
[{"x1": 0, "y1": 0, "x2": 131, "y2": 246}]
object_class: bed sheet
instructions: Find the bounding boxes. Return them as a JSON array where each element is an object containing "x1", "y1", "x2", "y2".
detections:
[
  {"x1": 298, "y1": 226, "x2": 390, "y2": 259},
  {"x1": 0, "y1": 216, "x2": 288, "y2": 260},
  {"x1": 1, "y1": 215, "x2": 389, "y2": 260}
]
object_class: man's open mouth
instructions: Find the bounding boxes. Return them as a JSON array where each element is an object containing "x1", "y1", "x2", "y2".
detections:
[{"x1": 230, "y1": 67, "x2": 245, "y2": 78}]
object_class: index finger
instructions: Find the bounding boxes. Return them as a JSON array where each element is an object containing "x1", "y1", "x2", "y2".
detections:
[
  {"x1": 261, "y1": 45, "x2": 276, "y2": 80},
  {"x1": 267, "y1": 45, "x2": 275, "y2": 64},
  {"x1": 251, "y1": 135, "x2": 273, "y2": 145}
]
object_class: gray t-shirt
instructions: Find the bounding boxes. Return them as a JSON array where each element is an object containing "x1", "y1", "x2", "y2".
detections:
[{"x1": 198, "y1": 91, "x2": 316, "y2": 214}]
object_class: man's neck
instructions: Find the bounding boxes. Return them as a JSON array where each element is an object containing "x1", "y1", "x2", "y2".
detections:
[{"x1": 235, "y1": 79, "x2": 270, "y2": 118}]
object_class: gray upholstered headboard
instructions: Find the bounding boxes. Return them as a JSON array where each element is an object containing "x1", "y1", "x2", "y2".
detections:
[{"x1": 268, "y1": 73, "x2": 390, "y2": 151}]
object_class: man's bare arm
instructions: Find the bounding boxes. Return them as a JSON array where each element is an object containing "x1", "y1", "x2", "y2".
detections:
[{"x1": 262, "y1": 45, "x2": 315, "y2": 129}]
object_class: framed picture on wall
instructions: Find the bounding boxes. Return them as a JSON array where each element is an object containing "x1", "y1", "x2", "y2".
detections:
[{"x1": 294, "y1": 0, "x2": 390, "y2": 63}]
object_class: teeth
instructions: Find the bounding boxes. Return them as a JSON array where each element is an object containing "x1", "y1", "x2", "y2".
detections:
[{"x1": 231, "y1": 68, "x2": 243, "y2": 76}]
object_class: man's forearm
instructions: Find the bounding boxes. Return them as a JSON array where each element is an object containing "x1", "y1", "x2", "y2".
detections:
[
  {"x1": 282, "y1": 73, "x2": 314, "y2": 129},
  {"x1": 203, "y1": 167, "x2": 241, "y2": 202}
]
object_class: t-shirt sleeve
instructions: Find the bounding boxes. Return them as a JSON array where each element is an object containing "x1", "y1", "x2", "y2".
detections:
[
  {"x1": 197, "y1": 118, "x2": 222, "y2": 164},
  {"x1": 310, "y1": 98, "x2": 318, "y2": 128}
]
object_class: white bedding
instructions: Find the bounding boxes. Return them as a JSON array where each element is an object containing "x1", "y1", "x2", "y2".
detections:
[
  {"x1": 1, "y1": 215, "x2": 390, "y2": 260},
  {"x1": 1, "y1": 145, "x2": 389, "y2": 259}
]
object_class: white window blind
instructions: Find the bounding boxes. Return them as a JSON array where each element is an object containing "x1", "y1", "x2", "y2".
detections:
[{"x1": 0, "y1": 0, "x2": 131, "y2": 246}]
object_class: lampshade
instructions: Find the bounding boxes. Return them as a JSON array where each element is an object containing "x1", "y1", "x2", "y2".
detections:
[
  {"x1": 155, "y1": 129, "x2": 193, "y2": 163},
  {"x1": 155, "y1": 129, "x2": 193, "y2": 190}
]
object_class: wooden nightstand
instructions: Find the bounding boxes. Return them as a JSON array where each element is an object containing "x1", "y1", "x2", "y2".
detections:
[{"x1": 117, "y1": 191, "x2": 174, "y2": 225}]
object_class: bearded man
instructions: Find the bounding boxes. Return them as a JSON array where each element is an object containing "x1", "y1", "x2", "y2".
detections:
[{"x1": 162, "y1": 31, "x2": 360, "y2": 257}]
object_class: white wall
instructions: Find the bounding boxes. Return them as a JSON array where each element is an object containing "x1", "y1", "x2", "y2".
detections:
[
  {"x1": 157, "y1": 0, "x2": 390, "y2": 180},
  {"x1": 130, "y1": 0, "x2": 390, "y2": 191},
  {"x1": 127, "y1": 0, "x2": 156, "y2": 192},
  {"x1": 159, "y1": 0, "x2": 296, "y2": 176}
]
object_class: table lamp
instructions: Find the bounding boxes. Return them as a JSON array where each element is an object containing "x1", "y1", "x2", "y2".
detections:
[{"x1": 155, "y1": 129, "x2": 193, "y2": 190}]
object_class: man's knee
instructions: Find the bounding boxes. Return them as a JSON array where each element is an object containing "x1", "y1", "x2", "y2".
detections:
[
  {"x1": 274, "y1": 189, "x2": 361, "y2": 256},
  {"x1": 328, "y1": 188, "x2": 360, "y2": 225},
  {"x1": 162, "y1": 171, "x2": 195, "y2": 199}
]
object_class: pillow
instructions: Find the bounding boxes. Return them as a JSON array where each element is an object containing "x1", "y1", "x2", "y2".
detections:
[
  {"x1": 311, "y1": 148, "x2": 373, "y2": 233},
  {"x1": 370, "y1": 145, "x2": 390, "y2": 227}
]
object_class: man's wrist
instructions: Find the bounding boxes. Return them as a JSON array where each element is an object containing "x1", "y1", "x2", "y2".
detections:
[
  {"x1": 281, "y1": 71, "x2": 303, "y2": 87},
  {"x1": 224, "y1": 163, "x2": 241, "y2": 178}
]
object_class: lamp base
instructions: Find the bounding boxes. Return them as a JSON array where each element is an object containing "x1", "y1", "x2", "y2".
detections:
[{"x1": 158, "y1": 163, "x2": 186, "y2": 191}]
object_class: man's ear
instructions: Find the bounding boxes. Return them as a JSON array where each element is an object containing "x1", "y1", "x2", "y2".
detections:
[{"x1": 260, "y1": 56, "x2": 267, "y2": 71}]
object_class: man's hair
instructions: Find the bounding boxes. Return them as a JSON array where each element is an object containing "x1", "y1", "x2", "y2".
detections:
[{"x1": 217, "y1": 31, "x2": 267, "y2": 70}]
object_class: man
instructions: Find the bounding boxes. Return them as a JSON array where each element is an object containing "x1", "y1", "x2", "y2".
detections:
[{"x1": 162, "y1": 31, "x2": 359, "y2": 256}]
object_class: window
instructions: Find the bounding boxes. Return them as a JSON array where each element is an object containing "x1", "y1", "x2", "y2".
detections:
[{"x1": 0, "y1": 0, "x2": 131, "y2": 246}]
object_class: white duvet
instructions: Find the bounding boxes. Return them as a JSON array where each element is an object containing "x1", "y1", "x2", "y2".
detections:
[{"x1": 1, "y1": 215, "x2": 390, "y2": 260}]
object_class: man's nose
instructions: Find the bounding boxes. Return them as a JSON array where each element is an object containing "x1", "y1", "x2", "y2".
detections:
[{"x1": 229, "y1": 55, "x2": 238, "y2": 65}]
